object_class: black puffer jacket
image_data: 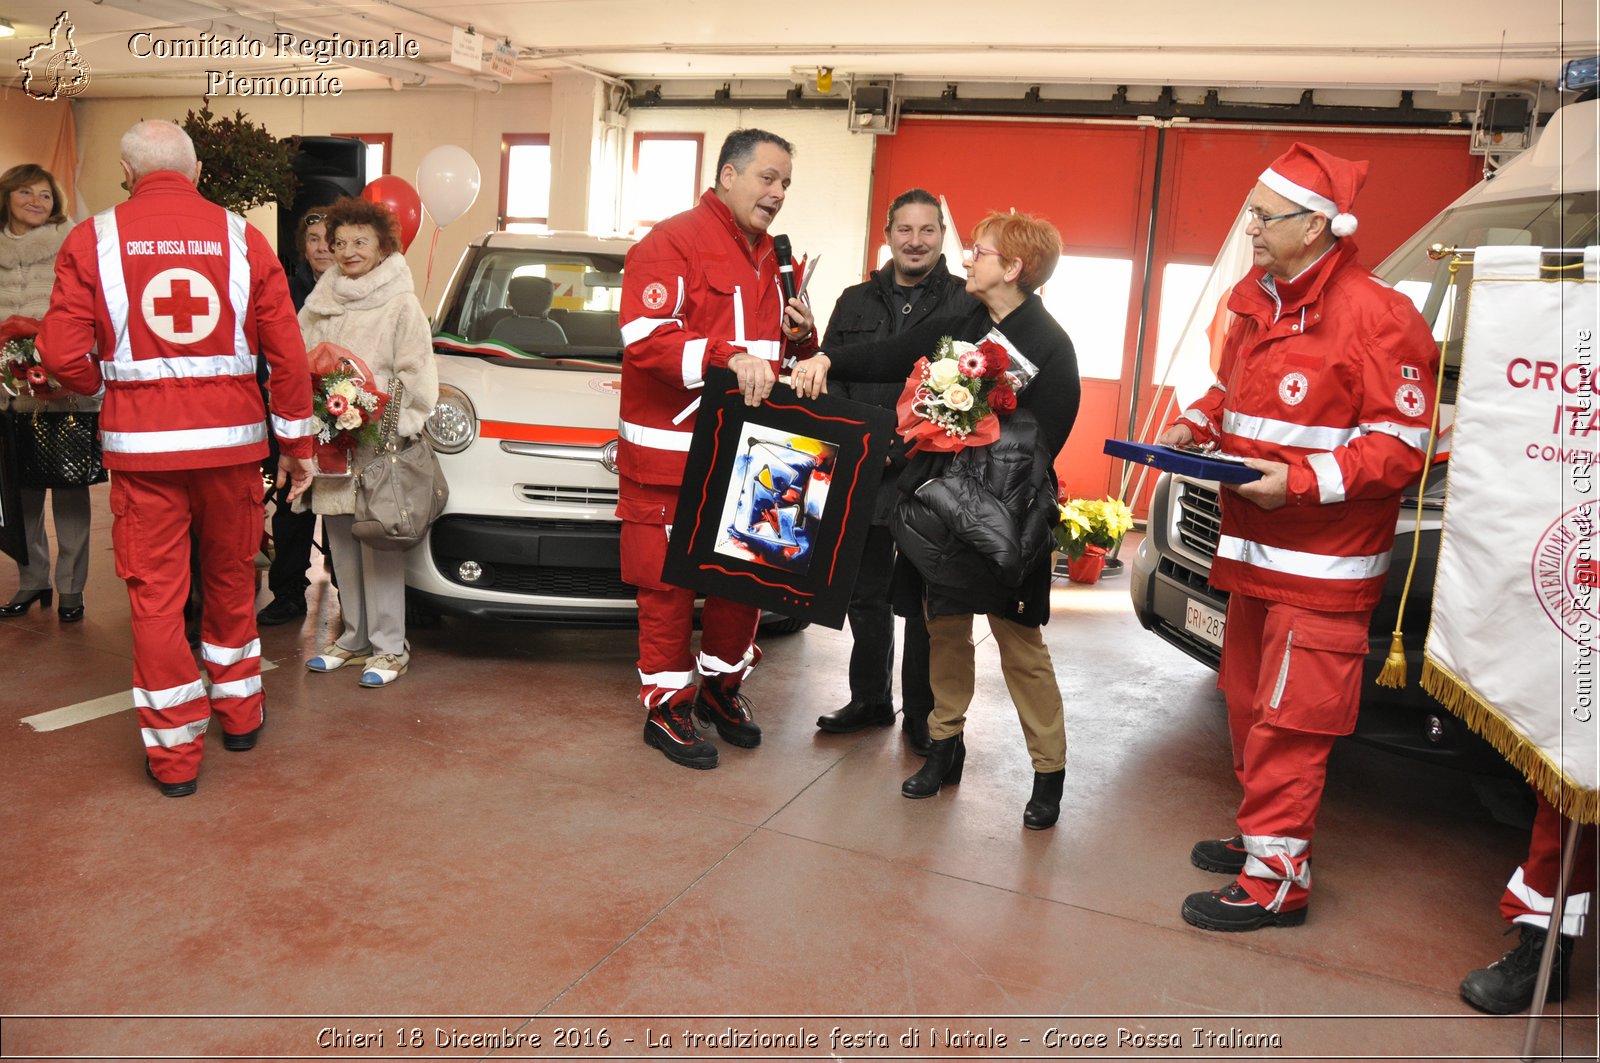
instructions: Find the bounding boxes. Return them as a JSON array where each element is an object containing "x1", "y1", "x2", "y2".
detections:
[{"x1": 892, "y1": 412, "x2": 1060, "y2": 623}]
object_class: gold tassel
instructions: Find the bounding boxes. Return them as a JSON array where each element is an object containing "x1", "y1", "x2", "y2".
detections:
[{"x1": 1374, "y1": 632, "x2": 1409, "y2": 688}]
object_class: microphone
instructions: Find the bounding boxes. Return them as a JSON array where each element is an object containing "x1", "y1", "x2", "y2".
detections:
[{"x1": 773, "y1": 234, "x2": 803, "y2": 338}]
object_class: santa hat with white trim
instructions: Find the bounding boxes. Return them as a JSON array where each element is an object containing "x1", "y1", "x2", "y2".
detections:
[{"x1": 1259, "y1": 143, "x2": 1370, "y2": 238}]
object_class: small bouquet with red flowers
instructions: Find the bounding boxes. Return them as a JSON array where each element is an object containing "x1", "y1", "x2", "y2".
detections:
[
  {"x1": 894, "y1": 335, "x2": 1018, "y2": 453},
  {"x1": 306, "y1": 342, "x2": 388, "y2": 476},
  {"x1": 0, "y1": 315, "x2": 63, "y2": 400}
]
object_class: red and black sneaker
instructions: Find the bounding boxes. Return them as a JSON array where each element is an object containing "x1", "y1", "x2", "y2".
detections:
[
  {"x1": 1181, "y1": 881, "x2": 1307, "y2": 932},
  {"x1": 1190, "y1": 834, "x2": 1248, "y2": 874},
  {"x1": 694, "y1": 676, "x2": 762, "y2": 748},
  {"x1": 644, "y1": 693, "x2": 719, "y2": 770}
]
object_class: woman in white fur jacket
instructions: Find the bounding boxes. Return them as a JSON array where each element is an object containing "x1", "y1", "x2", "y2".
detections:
[
  {"x1": 299, "y1": 196, "x2": 438, "y2": 687},
  {"x1": 0, "y1": 164, "x2": 97, "y2": 624}
]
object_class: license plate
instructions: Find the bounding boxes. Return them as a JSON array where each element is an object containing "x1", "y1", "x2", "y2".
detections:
[{"x1": 1185, "y1": 598, "x2": 1226, "y2": 648}]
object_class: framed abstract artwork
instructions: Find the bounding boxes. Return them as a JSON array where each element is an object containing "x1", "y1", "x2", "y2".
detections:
[{"x1": 663, "y1": 367, "x2": 897, "y2": 628}]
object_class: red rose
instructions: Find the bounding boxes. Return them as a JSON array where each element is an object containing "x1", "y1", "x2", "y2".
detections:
[
  {"x1": 989, "y1": 383, "x2": 1017, "y2": 414},
  {"x1": 325, "y1": 393, "x2": 349, "y2": 417},
  {"x1": 978, "y1": 339, "x2": 1010, "y2": 379}
]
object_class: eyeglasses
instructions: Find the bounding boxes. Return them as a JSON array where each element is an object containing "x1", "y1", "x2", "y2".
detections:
[
  {"x1": 1246, "y1": 207, "x2": 1313, "y2": 227},
  {"x1": 331, "y1": 237, "x2": 374, "y2": 252},
  {"x1": 962, "y1": 243, "x2": 1006, "y2": 263}
]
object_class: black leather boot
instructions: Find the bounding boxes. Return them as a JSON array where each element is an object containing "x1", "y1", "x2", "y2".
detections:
[
  {"x1": 1022, "y1": 769, "x2": 1065, "y2": 830},
  {"x1": 1461, "y1": 925, "x2": 1575, "y2": 1014},
  {"x1": 901, "y1": 709, "x2": 933, "y2": 756},
  {"x1": 902, "y1": 733, "x2": 965, "y2": 799}
]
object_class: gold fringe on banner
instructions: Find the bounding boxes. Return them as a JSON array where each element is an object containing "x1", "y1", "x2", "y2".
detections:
[{"x1": 1422, "y1": 657, "x2": 1600, "y2": 825}]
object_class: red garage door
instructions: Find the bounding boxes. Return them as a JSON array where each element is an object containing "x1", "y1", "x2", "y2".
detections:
[{"x1": 866, "y1": 118, "x2": 1481, "y2": 505}]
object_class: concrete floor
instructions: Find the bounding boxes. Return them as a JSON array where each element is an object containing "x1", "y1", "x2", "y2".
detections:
[{"x1": 1, "y1": 490, "x2": 1596, "y2": 1061}]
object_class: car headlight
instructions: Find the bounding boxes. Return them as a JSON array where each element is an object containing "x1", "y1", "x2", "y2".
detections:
[{"x1": 425, "y1": 384, "x2": 476, "y2": 454}]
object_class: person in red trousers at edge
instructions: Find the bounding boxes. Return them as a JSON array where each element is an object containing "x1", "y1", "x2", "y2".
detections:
[
  {"x1": 1157, "y1": 143, "x2": 1438, "y2": 930},
  {"x1": 618, "y1": 128, "x2": 817, "y2": 770},
  {"x1": 37, "y1": 120, "x2": 314, "y2": 798}
]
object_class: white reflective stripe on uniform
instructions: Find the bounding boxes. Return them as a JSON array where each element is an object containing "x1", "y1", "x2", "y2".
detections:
[
  {"x1": 1222, "y1": 411, "x2": 1359, "y2": 451},
  {"x1": 225, "y1": 213, "x2": 252, "y2": 359},
  {"x1": 1215, "y1": 534, "x2": 1391, "y2": 582},
  {"x1": 681, "y1": 337, "x2": 708, "y2": 388},
  {"x1": 670, "y1": 397, "x2": 700, "y2": 426},
  {"x1": 697, "y1": 649, "x2": 745, "y2": 676},
  {"x1": 1507, "y1": 866, "x2": 1591, "y2": 937},
  {"x1": 207, "y1": 675, "x2": 262, "y2": 701},
  {"x1": 736, "y1": 339, "x2": 781, "y2": 362},
  {"x1": 202, "y1": 638, "x2": 261, "y2": 666},
  {"x1": 1268, "y1": 630, "x2": 1293, "y2": 710},
  {"x1": 102, "y1": 421, "x2": 268, "y2": 455},
  {"x1": 133, "y1": 678, "x2": 207, "y2": 711},
  {"x1": 1181, "y1": 409, "x2": 1214, "y2": 433},
  {"x1": 272, "y1": 413, "x2": 317, "y2": 439},
  {"x1": 619, "y1": 419, "x2": 694, "y2": 452},
  {"x1": 1361, "y1": 420, "x2": 1431, "y2": 452},
  {"x1": 141, "y1": 717, "x2": 210, "y2": 749},
  {"x1": 639, "y1": 668, "x2": 694, "y2": 690},
  {"x1": 100, "y1": 353, "x2": 256, "y2": 382},
  {"x1": 732, "y1": 284, "x2": 745, "y2": 344},
  {"x1": 1306, "y1": 451, "x2": 1346, "y2": 504},
  {"x1": 93, "y1": 210, "x2": 133, "y2": 364},
  {"x1": 620, "y1": 316, "x2": 679, "y2": 347},
  {"x1": 1243, "y1": 833, "x2": 1312, "y2": 911}
]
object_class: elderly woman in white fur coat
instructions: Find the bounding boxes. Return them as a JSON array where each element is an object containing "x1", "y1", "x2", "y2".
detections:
[{"x1": 299, "y1": 196, "x2": 437, "y2": 688}]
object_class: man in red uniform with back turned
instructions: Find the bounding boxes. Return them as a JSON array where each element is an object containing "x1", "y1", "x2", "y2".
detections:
[
  {"x1": 618, "y1": 128, "x2": 816, "y2": 770},
  {"x1": 38, "y1": 120, "x2": 314, "y2": 798},
  {"x1": 1158, "y1": 144, "x2": 1438, "y2": 930}
]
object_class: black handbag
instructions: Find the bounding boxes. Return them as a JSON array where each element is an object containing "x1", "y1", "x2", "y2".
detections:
[{"x1": 16, "y1": 408, "x2": 107, "y2": 489}]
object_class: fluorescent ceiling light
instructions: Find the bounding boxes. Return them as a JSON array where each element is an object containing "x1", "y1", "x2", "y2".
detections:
[{"x1": 0, "y1": 19, "x2": 16, "y2": 39}]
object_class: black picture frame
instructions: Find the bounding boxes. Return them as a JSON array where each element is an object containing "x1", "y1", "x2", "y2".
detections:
[
  {"x1": 0, "y1": 409, "x2": 27, "y2": 565},
  {"x1": 663, "y1": 367, "x2": 897, "y2": 628}
]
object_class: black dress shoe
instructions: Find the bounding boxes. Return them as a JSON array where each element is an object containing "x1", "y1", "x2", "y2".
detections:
[
  {"x1": 0, "y1": 588, "x2": 52, "y2": 617},
  {"x1": 255, "y1": 595, "x2": 307, "y2": 626},
  {"x1": 58, "y1": 604, "x2": 85, "y2": 623},
  {"x1": 901, "y1": 709, "x2": 933, "y2": 756},
  {"x1": 816, "y1": 699, "x2": 895, "y2": 733},
  {"x1": 223, "y1": 709, "x2": 264, "y2": 752},
  {"x1": 145, "y1": 760, "x2": 198, "y2": 798}
]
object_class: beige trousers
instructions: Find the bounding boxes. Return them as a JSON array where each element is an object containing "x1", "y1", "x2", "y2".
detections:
[{"x1": 926, "y1": 611, "x2": 1067, "y2": 772}]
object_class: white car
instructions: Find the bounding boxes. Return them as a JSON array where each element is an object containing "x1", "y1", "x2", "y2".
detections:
[{"x1": 409, "y1": 230, "x2": 805, "y2": 633}]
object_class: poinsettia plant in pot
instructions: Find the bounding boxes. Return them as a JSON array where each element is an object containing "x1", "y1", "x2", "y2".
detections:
[{"x1": 1054, "y1": 496, "x2": 1134, "y2": 584}]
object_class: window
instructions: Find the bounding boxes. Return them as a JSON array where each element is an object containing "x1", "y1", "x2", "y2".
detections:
[
  {"x1": 501, "y1": 134, "x2": 551, "y2": 234},
  {"x1": 332, "y1": 132, "x2": 391, "y2": 178},
  {"x1": 1040, "y1": 256, "x2": 1133, "y2": 380},
  {"x1": 632, "y1": 133, "x2": 702, "y2": 230}
]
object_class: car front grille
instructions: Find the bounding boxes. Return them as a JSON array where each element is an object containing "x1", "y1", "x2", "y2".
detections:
[
  {"x1": 480, "y1": 566, "x2": 632, "y2": 600},
  {"x1": 516, "y1": 483, "x2": 620, "y2": 507},
  {"x1": 1176, "y1": 481, "x2": 1223, "y2": 558}
]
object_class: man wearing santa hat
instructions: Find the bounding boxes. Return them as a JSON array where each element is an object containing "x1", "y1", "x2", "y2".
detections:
[{"x1": 1158, "y1": 143, "x2": 1439, "y2": 931}]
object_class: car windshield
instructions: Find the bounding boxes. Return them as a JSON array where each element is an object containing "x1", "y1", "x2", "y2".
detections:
[
  {"x1": 434, "y1": 247, "x2": 629, "y2": 363},
  {"x1": 1380, "y1": 190, "x2": 1600, "y2": 403}
]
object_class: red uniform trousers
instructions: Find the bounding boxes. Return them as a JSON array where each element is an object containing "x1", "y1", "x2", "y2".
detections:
[
  {"x1": 1501, "y1": 793, "x2": 1599, "y2": 937},
  {"x1": 1219, "y1": 592, "x2": 1371, "y2": 912},
  {"x1": 112, "y1": 464, "x2": 265, "y2": 784},
  {"x1": 619, "y1": 495, "x2": 759, "y2": 710}
]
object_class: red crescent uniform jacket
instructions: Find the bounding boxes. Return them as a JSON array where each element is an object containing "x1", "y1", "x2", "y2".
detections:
[
  {"x1": 616, "y1": 190, "x2": 816, "y2": 500},
  {"x1": 1173, "y1": 241, "x2": 1438, "y2": 611},
  {"x1": 37, "y1": 170, "x2": 314, "y2": 472}
]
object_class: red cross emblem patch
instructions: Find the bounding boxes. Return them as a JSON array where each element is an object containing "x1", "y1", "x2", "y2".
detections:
[
  {"x1": 642, "y1": 281, "x2": 669, "y2": 311},
  {"x1": 140, "y1": 268, "x2": 220, "y2": 343},
  {"x1": 1278, "y1": 372, "x2": 1308, "y2": 406},
  {"x1": 1395, "y1": 383, "x2": 1427, "y2": 417}
]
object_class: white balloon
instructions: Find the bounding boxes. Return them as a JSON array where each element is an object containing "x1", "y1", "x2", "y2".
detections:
[{"x1": 415, "y1": 145, "x2": 481, "y2": 227}]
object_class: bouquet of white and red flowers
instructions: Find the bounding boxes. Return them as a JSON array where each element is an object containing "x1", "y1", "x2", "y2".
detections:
[
  {"x1": 306, "y1": 342, "x2": 388, "y2": 476},
  {"x1": 0, "y1": 315, "x2": 63, "y2": 400},
  {"x1": 895, "y1": 335, "x2": 1018, "y2": 453}
]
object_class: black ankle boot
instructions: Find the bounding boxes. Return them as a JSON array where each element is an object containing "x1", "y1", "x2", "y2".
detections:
[
  {"x1": 901, "y1": 709, "x2": 933, "y2": 756},
  {"x1": 902, "y1": 733, "x2": 965, "y2": 799},
  {"x1": 1023, "y1": 769, "x2": 1065, "y2": 830},
  {"x1": 1461, "y1": 925, "x2": 1575, "y2": 1014}
]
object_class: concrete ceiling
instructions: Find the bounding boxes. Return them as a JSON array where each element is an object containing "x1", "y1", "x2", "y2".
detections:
[{"x1": 2, "y1": 0, "x2": 1596, "y2": 101}]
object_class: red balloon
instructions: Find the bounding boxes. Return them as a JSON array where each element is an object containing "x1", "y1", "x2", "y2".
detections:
[{"x1": 359, "y1": 176, "x2": 422, "y2": 252}]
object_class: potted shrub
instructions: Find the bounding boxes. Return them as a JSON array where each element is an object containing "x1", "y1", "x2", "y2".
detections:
[
  {"x1": 180, "y1": 100, "x2": 297, "y2": 213},
  {"x1": 1054, "y1": 496, "x2": 1133, "y2": 584}
]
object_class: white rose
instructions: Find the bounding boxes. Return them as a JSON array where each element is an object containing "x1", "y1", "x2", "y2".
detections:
[
  {"x1": 330, "y1": 379, "x2": 358, "y2": 400},
  {"x1": 949, "y1": 340, "x2": 977, "y2": 357},
  {"x1": 336, "y1": 408, "x2": 363, "y2": 431},
  {"x1": 944, "y1": 384, "x2": 975, "y2": 411},
  {"x1": 926, "y1": 358, "x2": 961, "y2": 392}
]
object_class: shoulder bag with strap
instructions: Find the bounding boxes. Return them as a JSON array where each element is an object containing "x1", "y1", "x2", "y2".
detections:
[{"x1": 351, "y1": 377, "x2": 448, "y2": 550}]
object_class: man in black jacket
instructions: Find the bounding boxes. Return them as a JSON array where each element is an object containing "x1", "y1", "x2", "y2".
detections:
[{"x1": 816, "y1": 188, "x2": 978, "y2": 752}]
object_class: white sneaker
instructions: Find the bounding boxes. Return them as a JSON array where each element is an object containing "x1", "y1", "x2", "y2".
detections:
[
  {"x1": 306, "y1": 643, "x2": 371, "y2": 672},
  {"x1": 359, "y1": 650, "x2": 410, "y2": 687}
]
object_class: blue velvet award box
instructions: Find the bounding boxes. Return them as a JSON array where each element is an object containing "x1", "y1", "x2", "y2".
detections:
[{"x1": 1102, "y1": 439, "x2": 1264, "y2": 484}]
